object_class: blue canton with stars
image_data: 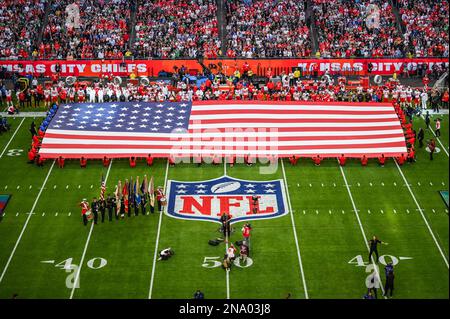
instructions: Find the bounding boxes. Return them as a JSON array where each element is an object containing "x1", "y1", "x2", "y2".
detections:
[
  {"x1": 48, "y1": 102, "x2": 193, "y2": 133},
  {"x1": 166, "y1": 176, "x2": 288, "y2": 224}
]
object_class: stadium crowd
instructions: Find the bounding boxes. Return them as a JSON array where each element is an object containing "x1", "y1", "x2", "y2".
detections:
[
  {"x1": 224, "y1": 0, "x2": 312, "y2": 58},
  {"x1": 397, "y1": 0, "x2": 449, "y2": 57},
  {"x1": 0, "y1": 0, "x2": 47, "y2": 59},
  {"x1": 312, "y1": 0, "x2": 404, "y2": 58},
  {"x1": 0, "y1": 0, "x2": 449, "y2": 59},
  {"x1": 39, "y1": 0, "x2": 131, "y2": 59},
  {"x1": 134, "y1": 0, "x2": 220, "y2": 59}
]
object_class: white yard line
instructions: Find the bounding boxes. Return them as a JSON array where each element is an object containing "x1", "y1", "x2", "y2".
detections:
[
  {"x1": 394, "y1": 161, "x2": 449, "y2": 268},
  {"x1": 225, "y1": 232, "x2": 230, "y2": 299},
  {"x1": 224, "y1": 156, "x2": 227, "y2": 176},
  {"x1": 69, "y1": 159, "x2": 113, "y2": 299},
  {"x1": 280, "y1": 159, "x2": 309, "y2": 299},
  {"x1": 421, "y1": 114, "x2": 449, "y2": 157},
  {"x1": 0, "y1": 117, "x2": 25, "y2": 158},
  {"x1": 338, "y1": 164, "x2": 386, "y2": 298},
  {"x1": 0, "y1": 160, "x2": 55, "y2": 286},
  {"x1": 148, "y1": 159, "x2": 170, "y2": 299},
  {"x1": 223, "y1": 156, "x2": 230, "y2": 298}
]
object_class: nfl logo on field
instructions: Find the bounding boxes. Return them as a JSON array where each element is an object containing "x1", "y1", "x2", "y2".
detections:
[{"x1": 166, "y1": 176, "x2": 288, "y2": 223}]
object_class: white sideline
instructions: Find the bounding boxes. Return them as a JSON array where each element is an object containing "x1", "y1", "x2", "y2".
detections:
[
  {"x1": 338, "y1": 163, "x2": 386, "y2": 298},
  {"x1": 0, "y1": 117, "x2": 25, "y2": 158},
  {"x1": 148, "y1": 159, "x2": 170, "y2": 299},
  {"x1": 0, "y1": 160, "x2": 55, "y2": 286},
  {"x1": 394, "y1": 161, "x2": 449, "y2": 268},
  {"x1": 281, "y1": 159, "x2": 309, "y2": 299},
  {"x1": 69, "y1": 159, "x2": 113, "y2": 299}
]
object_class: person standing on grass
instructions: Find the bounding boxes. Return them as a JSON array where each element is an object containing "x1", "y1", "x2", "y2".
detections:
[
  {"x1": 428, "y1": 139, "x2": 436, "y2": 160},
  {"x1": 368, "y1": 236, "x2": 388, "y2": 263},
  {"x1": 193, "y1": 290, "x2": 204, "y2": 299},
  {"x1": 99, "y1": 197, "x2": 106, "y2": 223},
  {"x1": 29, "y1": 121, "x2": 37, "y2": 137},
  {"x1": 242, "y1": 223, "x2": 252, "y2": 244},
  {"x1": 91, "y1": 197, "x2": 99, "y2": 225},
  {"x1": 417, "y1": 128, "x2": 425, "y2": 148},
  {"x1": 383, "y1": 262, "x2": 395, "y2": 298},
  {"x1": 106, "y1": 194, "x2": 116, "y2": 221},
  {"x1": 425, "y1": 111, "x2": 431, "y2": 128},
  {"x1": 435, "y1": 118, "x2": 441, "y2": 137},
  {"x1": 79, "y1": 199, "x2": 90, "y2": 226}
]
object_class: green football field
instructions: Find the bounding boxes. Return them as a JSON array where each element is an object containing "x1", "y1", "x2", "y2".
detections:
[{"x1": 0, "y1": 114, "x2": 448, "y2": 299}]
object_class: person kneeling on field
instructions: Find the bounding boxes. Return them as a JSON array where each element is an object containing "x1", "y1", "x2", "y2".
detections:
[{"x1": 157, "y1": 247, "x2": 174, "y2": 261}]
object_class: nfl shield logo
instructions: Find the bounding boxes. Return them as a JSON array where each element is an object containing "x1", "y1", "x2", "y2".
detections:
[{"x1": 166, "y1": 176, "x2": 288, "y2": 224}]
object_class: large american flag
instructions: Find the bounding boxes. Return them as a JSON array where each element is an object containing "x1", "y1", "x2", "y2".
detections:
[{"x1": 39, "y1": 101, "x2": 407, "y2": 159}]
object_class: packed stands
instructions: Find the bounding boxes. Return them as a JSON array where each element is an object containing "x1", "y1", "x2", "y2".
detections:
[
  {"x1": 397, "y1": 0, "x2": 449, "y2": 57},
  {"x1": 224, "y1": 0, "x2": 312, "y2": 58},
  {"x1": 312, "y1": 0, "x2": 404, "y2": 58},
  {"x1": 40, "y1": 0, "x2": 131, "y2": 59},
  {"x1": 134, "y1": 0, "x2": 220, "y2": 58},
  {"x1": 0, "y1": 0, "x2": 47, "y2": 59}
]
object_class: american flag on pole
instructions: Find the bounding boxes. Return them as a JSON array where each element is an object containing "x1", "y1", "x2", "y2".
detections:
[
  {"x1": 39, "y1": 101, "x2": 407, "y2": 159},
  {"x1": 100, "y1": 174, "x2": 106, "y2": 201}
]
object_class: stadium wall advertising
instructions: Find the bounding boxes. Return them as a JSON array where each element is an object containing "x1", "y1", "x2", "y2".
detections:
[{"x1": 0, "y1": 58, "x2": 448, "y2": 78}]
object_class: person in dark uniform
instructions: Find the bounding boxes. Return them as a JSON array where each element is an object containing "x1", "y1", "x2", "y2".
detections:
[
  {"x1": 417, "y1": 128, "x2": 425, "y2": 148},
  {"x1": 425, "y1": 111, "x2": 431, "y2": 128},
  {"x1": 251, "y1": 195, "x2": 259, "y2": 214},
  {"x1": 119, "y1": 197, "x2": 125, "y2": 218},
  {"x1": 384, "y1": 264, "x2": 395, "y2": 298},
  {"x1": 29, "y1": 121, "x2": 37, "y2": 137},
  {"x1": 99, "y1": 198, "x2": 106, "y2": 223},
  {"x1": 127, "y1": 197, "x2": 132, "y2": 218},
  {"x1": 193, "y1": 290, "x2": 204, "y2": 299},
  {"x1": 141, "y1": 193, "x2": 147, "y2": 215},
  {"x1": 368, "y1": 236, "x2": 388, "y2": 263},
  {"x1": 133, "y1": 196, "x2": 139, "y2": 216},
  {"x1": 106, "y1": 194, "x2": 115, "y2": 221},
  {"x1": 91, "y1": 197, "x2": 99, "y2": 224},
  {"x1": 220, "y1": 212, "x2": 231, "y2": 238}
]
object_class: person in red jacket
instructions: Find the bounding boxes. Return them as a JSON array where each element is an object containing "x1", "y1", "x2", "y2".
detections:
[
  {"x1": 58, "y1": 156, "x2": 65, "y2": 168},
  {"x1": 212, "y1": 155, "x2": 221, "y2": 165},
  {"x1": 146, "y1": 154, "x2": 154, "y2": 166},
  {"x1": 103, "y1": 156, "x2": 110, "y2": 167},
  {"x1": 396, "y1": 153, "x2": 406, "y2": 165},
  {"x1": 27, "y1": 148, "x2": 36, "y2": 163},
  {"x1": 289, "y1": 155, "x2": 298, "y2": 165},
  {"x1": 378, "y1": 154, "x2": 386, "y2": 166},
  {"x1": 338, "y1": 154, "x2": 346, "y2": 166},
  {"x1": 361, "y1": 155, "x2": 368, "y2": 166},
  {"x1": 156, "y1": 186, "x2": 165, "y2": 212},
  {"x1": 407, "y1": 148, "x2": 415, "y2": 163},
  {"x1": 129, "y1": 156, "x2": 136, "y2": 168},
  {"x1": 80, "y1": 157, "x2": 87, "y2": 168},
  {"x1": 313, "y1": 155, "x2": 321, "y2": 166}
]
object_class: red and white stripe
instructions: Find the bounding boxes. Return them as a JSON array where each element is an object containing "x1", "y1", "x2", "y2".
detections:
[{"x1": 39, "y1": 101, "x2": 407, "y2": 159}]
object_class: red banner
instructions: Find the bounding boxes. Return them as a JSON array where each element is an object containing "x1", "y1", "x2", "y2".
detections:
[{"x1": 0, "y1": 58, "x2": 448, "y2": 78}]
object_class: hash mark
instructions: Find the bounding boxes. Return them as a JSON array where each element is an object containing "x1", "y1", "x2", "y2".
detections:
[
  {"x1": 341, "y1": 210, "x2": 345, "y2": 214},
  {"x1": 68, "y1": 212, "x2": 71, "y2": 216},
  {"x1": 55, "y1": 212, "x2": 58, "y2": 216},
  {"x1": 368, "y1": 209, "x2": 371, "y2": 214},
  {"x1": 16, "y1": 185, "x2": 20, "y2": 189},
  {"x1": 369, "y1": 182, "x2": 373, "y2": 186},
  {"x1": 328, "y1": 210, "x2": 332, "y2": 214},
  {"x1": 4, "y1": 185, "x2": 7, "y2": 190},
  {"x1": 66, "y1": 185, "x2": 69, "y2": 189},
  {"x1": 380, "y1": 209, "x2": 384, "y2": 214},
  {"x1": 381, "y1": 182, "x2": 384, "y2": 186},
  {"x1": 29, "y1": 185, "x2": 32, "y2": 189},
  {"x1": 429, "y1": 182, "x2": 433, "y2": 186},
  {"x1": 90, "y1": 185, "x2": 93, "y2": 189},
  {"x1": 393, "y1": 209, "x2": 397, "y2": 214},
  {"x1": 315, "y1": 210, "x2": 319, "y2": 214},
  {"x1": 78, "y1": 185, "x2": 81, "y2": 189},
  {"x1": 303, "y1": 210, "x2": 306, "y2": 214},
  {"x1": 53, "y1": 185, "x2": 57, "y2": 189},
  {"x1": 15, "y1": 212, "x2": 19, "y2": 216},
  {"x1": 42, "y1": 212, "x2": 45, "y2": 216},
  {"x1": 357, "y1": 182, "x2": 361, "y2": 187},
  {"x1": 394, "y1": 182, "x2": 397, "y2": 186}
]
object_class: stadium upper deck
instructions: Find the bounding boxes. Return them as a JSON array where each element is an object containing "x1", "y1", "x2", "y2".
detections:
[{"x1": 0, "y1": 0, "x2": 448, "y2": 60}]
